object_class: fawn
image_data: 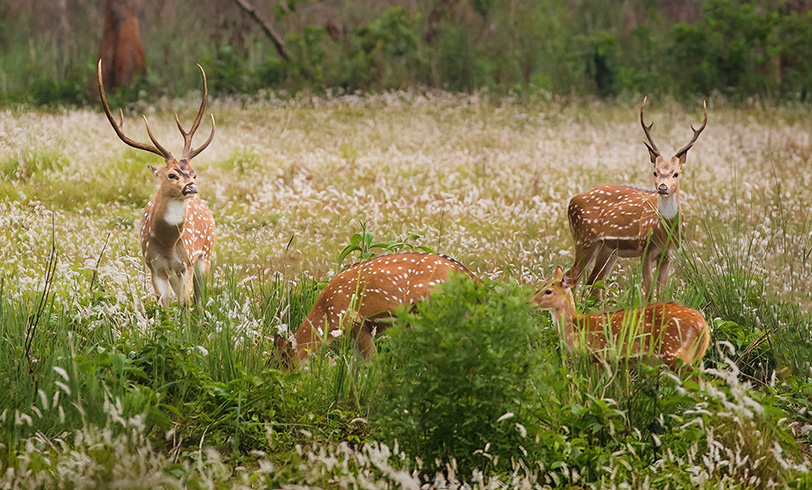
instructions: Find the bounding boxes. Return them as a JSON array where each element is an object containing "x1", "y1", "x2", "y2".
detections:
[{"x1": 532, "y1": 266, "x2": 710, "y2": 370}]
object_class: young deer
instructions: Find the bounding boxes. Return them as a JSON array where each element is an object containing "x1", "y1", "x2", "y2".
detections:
[
  {"x1": 98, "y1": 59, "x2": 216, "y2": 308},
  {"x1": 532, "y1": 266, "x2": 710, "y2": 370},
  {"x1": 568, "y1": 97, "x2": 707, "y2": 297},
  {"x1": 273, "y1": 252, "x2": 476, "y2": 369}
]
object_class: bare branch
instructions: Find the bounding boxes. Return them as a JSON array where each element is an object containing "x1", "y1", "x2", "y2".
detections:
[{"x1": 232, "y1": 0, "x2": 290, "y2": 61}]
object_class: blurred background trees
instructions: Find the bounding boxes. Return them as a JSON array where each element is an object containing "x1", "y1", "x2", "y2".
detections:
[
  {"x1": 97, "y1": 0, "x2": 146, "y2": 92},
  {"x1": 1, "y1": 0, "x2": 811, "y2": 105}
]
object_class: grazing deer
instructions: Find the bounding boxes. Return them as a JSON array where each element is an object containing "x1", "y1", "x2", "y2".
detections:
[
  {"x1": 273, "y1": 252, "x2": 476, "y2": 369},
  {"x1": 568, "y1": 97, "x2": 707, "y2": 297},
  {"x1": 532, "y1": 266, "x2": 710, "y2": 370},
  {"x1": 98, "y1": 59, "x2": 216, "y2": 308}
]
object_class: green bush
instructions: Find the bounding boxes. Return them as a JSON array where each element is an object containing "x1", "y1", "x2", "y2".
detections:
[{"x1": 371, "y1": 277, "x2": 539, "y2": 474}]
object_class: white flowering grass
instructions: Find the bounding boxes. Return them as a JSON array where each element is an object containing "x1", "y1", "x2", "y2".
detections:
[{"x1": 2, "y1": 95, "x2": 810, "y2": 305}]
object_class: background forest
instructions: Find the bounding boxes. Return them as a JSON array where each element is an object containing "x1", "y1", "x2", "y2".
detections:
[{"x1": 2, "y1": 0, "x2": 812, "y2": 104}]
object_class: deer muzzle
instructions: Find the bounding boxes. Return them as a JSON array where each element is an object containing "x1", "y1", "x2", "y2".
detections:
[
  {"x1": 182, "y1": 183, "x2": 198, "y2": 196},
  {"x1": 657, "y1": 184, "x2": 669, "y2": 195}
]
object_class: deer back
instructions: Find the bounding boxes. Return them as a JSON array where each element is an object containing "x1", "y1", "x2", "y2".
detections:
[
  {"x1": 281, "y1": 252, "x2": 475, "y2": 367},
  {"x1": 583, "y1": 302, "x2": 709, "y2": 369},
  {"x1": 305, "y1": 252, "x2": 473, "y2": 336},
  {"x1": 569, "y1": 185, "x2": 663, "y2": 244}
]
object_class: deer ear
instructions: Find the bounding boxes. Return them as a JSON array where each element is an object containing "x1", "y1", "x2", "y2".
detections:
[
  {"x1": 274, "y1": 334, "x2": 286, "y2": 350},
  {"x1": 560, "y1": 272, "x2": 572, "y2": 289},
  {"x1": 148, "y1": 165, "x2": 158, "y2": 177},
  {"x1": 675, "y1": 153, "x2": 688, "y2": 166},
  {"x1": 553, "y1": 266, "x2": 565, "y2": 280}
]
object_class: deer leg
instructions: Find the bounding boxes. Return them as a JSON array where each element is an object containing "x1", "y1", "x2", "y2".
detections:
[
  {"x1": 193, "y1": 260, "x2": 208, "y2": 311},
  {"x1": 655, "y1": 254, "x2": 672, "y2": 294},
  {"x1": 569, "y1": 240, "x2": 598, "y2": 287},
  {"x1": 182, "y1": 270, "x2": 196, "y2": 308},
  {"x1": 586, "y1": 246, "x2": 617, "y2": 298},
  {"x1": 152, "y1": 274, "x2": 173, "y2": 307},
  {"x1": 642, "y1": 251, "x2": 657, "y2": 298},
  {"x1": 168, "y1": 271, "x2": 192, "y2": 307}
]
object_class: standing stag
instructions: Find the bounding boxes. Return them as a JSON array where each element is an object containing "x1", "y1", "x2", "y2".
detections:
[
  {"x1": 98, "y1": 59, "x2": 216, "y2": 308},
  {"x1": 273, "y1": 252, "x2": 476, "y2": 369},
  {"x1": 567, "y1": 97, "x2": 707, "y2": 297},
  {"x1": 532, "y1": 266, "x2": 710, "y2": 370}
]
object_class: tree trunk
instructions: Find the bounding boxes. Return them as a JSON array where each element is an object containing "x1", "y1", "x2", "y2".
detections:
[{"x1": 97, "y1": 0, "x2": 146, "y2": 92}]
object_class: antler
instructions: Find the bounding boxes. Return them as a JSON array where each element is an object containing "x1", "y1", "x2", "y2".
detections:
[
  {"x1": 175, "y1": 63, "x2": 216, "y2": 161},
  {"x1": 640, "y1": 96, "x2": 661, "y2": 159},
  {"x1": 673, "y1": 100, "x2": 707, "y2": 160},
  {"x1": 97, "y1": 59, "x2": 173, "y2": 160}
]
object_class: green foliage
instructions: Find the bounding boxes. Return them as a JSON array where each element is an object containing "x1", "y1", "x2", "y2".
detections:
[
  {"x1": 372, "y1": 277, "x2": 538, "y2": 474},
  {"x1": 336, "y1": 223, "x2": 433, "y2": 269},
  {"x1": 680, "y1": 211, "x2": 812, "y2": 381},
  {"x1": 201, "y1": 44, "x2": 251, "y2": 94},
  {"x1": 30, "y1": 78, "x2": 86, "y2": 106}
]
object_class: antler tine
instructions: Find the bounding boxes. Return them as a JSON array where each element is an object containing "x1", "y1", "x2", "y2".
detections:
[
  {"x1": 674, "y1": 100, "x2": 708, "y2": 159},
  {"x1": 97, "y1": 59, "x2": 172, "y2": 160},
  {"x1": 179, "y1": 63, "x2": 212, "y2": 160},
  {"x1": 186, "y1": 114, "x2": 216, "y2": 160},
  {"x1": 142, "y1": 115, "x2": 173, "y2": 159},
  {"x1": 640, "y1": 96, "x2": 661, "y2": 157}
]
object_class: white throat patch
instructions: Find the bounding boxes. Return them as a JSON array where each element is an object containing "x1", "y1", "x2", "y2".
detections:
[
  {"x1": 658, "y1": 193, "x2": 679, "y2": 220},
  {"x1": 164, "y1": 200, "x2": 187, "y2": 226},
  {"x1": 550, "y1": 310, "x2": 561, "y2": 330}
]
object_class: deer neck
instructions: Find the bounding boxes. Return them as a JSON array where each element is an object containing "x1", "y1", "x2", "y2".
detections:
[
  {"x1": 657, "y1": 191, "x2": 680, "y2": 221},
  {"x1": 551, "y1": 296, "x2": 581, "y2": 348},
  {"x1": 150, "y1": 195, "x2": 188, "y2": 248},
  {"x1": 292, "y1": 310, "x2": 326, "y2": 366}
]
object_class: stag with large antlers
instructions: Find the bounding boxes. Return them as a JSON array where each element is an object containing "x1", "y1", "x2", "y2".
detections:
[
  {"x1": 98, "y1": 59, "x2": 216, "y2": 308},
  {"x1": 532, "y1": 266, "x2": 710, "y2": 370},
  {"x1": 567, "y1": 97, "x2": 707, "y2": 298}
]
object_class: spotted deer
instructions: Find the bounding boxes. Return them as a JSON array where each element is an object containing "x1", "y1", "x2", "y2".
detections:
[
  {"x1": 568, "y1": 97, "x2": 707, "y2": 297},
  {"x1": 273, "y1": 252, "x2": 476, "y2": 369},
  {"x1": 98, "y1": 59, "x2": 216, "y2": 308},
  {"x1": 532, "y1": 266, "x2": 710, "y2": 370}
]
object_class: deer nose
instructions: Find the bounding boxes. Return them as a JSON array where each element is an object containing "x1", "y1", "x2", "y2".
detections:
[
  {"x1": 182, "y1": 183, "x2": 198, "y2": 196},
  {"x1": 657, "y1": 184, "x2": 668, "y2": 195}
]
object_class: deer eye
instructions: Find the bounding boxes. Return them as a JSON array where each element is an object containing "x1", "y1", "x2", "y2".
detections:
[
  {"x1": 653, "y1": 171, "x2": 658, "y2": 177},
  {"x1": 545, "y1": 289, "x2": 553, "y2": 295},
  {"x1": 168, "y1": 173, "x2": 179, "y2": 180},
  {"x1": 673, "y1": 172, "x2": 679, "y2": 178}
]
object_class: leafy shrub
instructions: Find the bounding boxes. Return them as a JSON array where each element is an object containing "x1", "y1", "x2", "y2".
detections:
[
  {"x1": 201, "y1": 44, "x2": 251, "y2": 94},
  {"x1": 371, "y1": 277, "x2": 539, "y2": 474},
  {"x1": 336, "y1": 223, "x2": 433, "y2": 269}
]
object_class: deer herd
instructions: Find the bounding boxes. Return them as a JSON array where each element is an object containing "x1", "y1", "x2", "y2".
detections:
[{"x1": 97, "y1": 60, "x2": 711, "y2": 372}]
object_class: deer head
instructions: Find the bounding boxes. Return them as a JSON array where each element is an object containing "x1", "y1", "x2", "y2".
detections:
[
  {"x1": 97, "y1": 59, "x2": 215, "y2": 200},
  {"x1": 531, "y1": 266, "x2": 573, "y2": 312},
  {"x1": 272, "y1": 335, "x2": 296, "y2": 370},
  {"x1": 640, "y1": 96, "x2": 707, "y2": 198}
]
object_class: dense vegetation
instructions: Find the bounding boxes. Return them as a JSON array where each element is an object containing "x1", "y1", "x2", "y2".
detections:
[
  {"x1": 2, "y1": 0, "x2": 812, "y2": 105},
  {"x1": 1, "y1": 95, "x2": 811, "y2": 487}
]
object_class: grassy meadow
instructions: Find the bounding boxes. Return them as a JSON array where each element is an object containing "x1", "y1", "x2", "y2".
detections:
[{"x1": 1, "y1": 92, "x2": 812, "y2": 488}]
